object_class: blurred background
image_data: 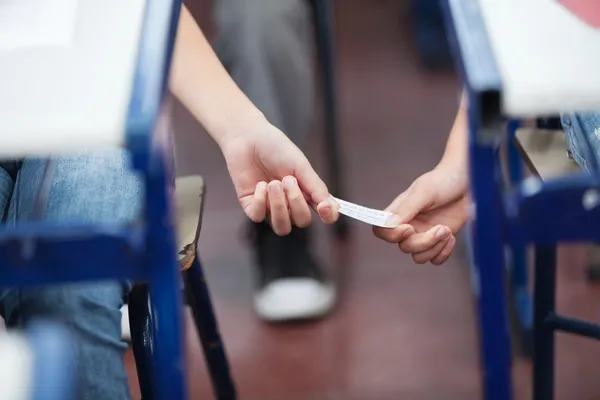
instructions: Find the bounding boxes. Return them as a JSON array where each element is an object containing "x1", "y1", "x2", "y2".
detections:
[{"x1": 128, "y1": 0, "x2": 600, "y2": 399}]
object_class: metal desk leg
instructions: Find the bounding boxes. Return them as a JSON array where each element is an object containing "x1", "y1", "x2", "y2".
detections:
[
  {"x1": 506, "y1": 119, "x2": 532, "y2": 358},
  {"x1": 532, "y1": 244, "x2": 557, "y2": 400},
  {"x1": 184, "y1": 256, "x2": 237, "y2": 399},
  {"x1": 128, "y1": 285, "x2": 156, "y2": 400},
  {"x1": 311, "y1": 0, "x2": 349, "y2": 238},
  {"x1": 148, "y1": 260, "x2": 186, "y2": 400},
  {"x1": 470, "y1": 121, "x2": 512, "y2": 400},
  {"x1": 146, "y1": 167, "x2": 187, "y2": 400}
]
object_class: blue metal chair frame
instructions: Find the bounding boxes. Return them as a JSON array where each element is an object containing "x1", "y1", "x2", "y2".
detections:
[
  {"x1": 0, "y1": 1, "x2": 235, "y2": 399},
  {"x1": 505, "y1": 119, "x2": 533, "y2": 358},
  {"x1": 129, "y1": 2, "x2": 346, "y2": 397},
  {"x1": 444, "y1": 0, "x2": 600, "y2": 399},
  {"x1": 128, "y1": 179, "x2": 236, "y2": 400}
]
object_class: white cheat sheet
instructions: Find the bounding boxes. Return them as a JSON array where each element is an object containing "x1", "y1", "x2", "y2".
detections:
[{"x1": 331, "y1": 196, "x2": 399, "y2": 228}]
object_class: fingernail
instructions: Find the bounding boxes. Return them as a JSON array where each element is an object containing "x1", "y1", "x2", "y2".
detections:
[
  {"x1": 435, "y1": 226, "x2": 450, "y2": 239},
  {"x1": 386, "y1": 214, "x2": 402, "y2": 227},
  {"x1": 283, "y1": 177, "x2": 294, "y2": 189},
  {"x1": 269, "y1": 182, "x2": 282, "y2": 194},
  {"x1": 320, "y1": 204, "x2": 331, "y2": 216}
]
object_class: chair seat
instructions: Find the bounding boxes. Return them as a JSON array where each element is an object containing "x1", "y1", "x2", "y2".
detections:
[
  {"x1": 0, "y1": 0, "x2": 146, "y2": 157},
  {"x1": 174, "y1": 175, "x2": 204, "y2": 269},
  {"x1": 478, "y1": 0, "x2": 600, "y2": 116},
  {"x1": 514, "y1": 128, "x2": 580, "y2": 180}
]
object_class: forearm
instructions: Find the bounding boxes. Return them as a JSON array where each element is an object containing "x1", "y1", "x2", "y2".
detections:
[
  {"x1": 169, "y1": 5, "x2": 265, "y2": 147},
  {"x1": 439, "y1": 93, "x2": 468, "y2": 175}
]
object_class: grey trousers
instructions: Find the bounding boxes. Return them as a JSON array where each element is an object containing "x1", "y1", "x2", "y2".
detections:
[{"x1": 214, "y1": 0, "x2": 314, "y2": 148}]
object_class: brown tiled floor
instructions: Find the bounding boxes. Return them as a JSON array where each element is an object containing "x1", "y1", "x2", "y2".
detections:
[{"x1": 125, "y1": 1, "x2": 600, "y2": 399}]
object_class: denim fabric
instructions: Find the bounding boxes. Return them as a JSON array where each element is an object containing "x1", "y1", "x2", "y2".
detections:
[
  {"x1": 0, "y1": 161, "x2": 19, "y2": 182},
  {"x1": 561, "y1": 112, "x2": 600, "y2": 172},
  {"x1": 0, "y1": 150, "x2": 142, "y2": 400}
]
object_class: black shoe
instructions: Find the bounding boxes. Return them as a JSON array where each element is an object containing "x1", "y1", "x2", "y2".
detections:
[{"x1": 247, "y1": 222, "x2": 336, "y2": 322}]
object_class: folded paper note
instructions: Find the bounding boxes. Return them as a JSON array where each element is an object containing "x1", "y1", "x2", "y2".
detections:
[{"x1": 331, "y1": 196, "x2": 399, "y2": 228}]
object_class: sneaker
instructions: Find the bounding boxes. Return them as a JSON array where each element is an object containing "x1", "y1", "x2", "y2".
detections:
[{"x1": 248, "y1": 222, "x2": 336, "y2": 322}]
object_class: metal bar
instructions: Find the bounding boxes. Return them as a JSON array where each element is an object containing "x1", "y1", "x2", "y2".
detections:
[
  {"x1": 126, "y1": 0, "x2": 182, "y2": 170},
  {"x1": 505, "y1": 119, "x2": 532, "y2": 357},
  {"x1": 145, "y1": 152, "x2": 187, "y2": 400},
  {"x1": 442, "y1": 0, "x2": 503, "y2": 144},
  {"x1": 532, "y1": 244, "x2": 557, "y2": 400},
  {"x1": 184, "y1": 257, "x2": 237, "y2": 400},
  {"x1": 546, "y1": 313, "x2": 600, "y2": 340},
  {"x1": 468, "y1": 106, "x2": 512, "y2": 400},
  {"x1": 128, "y1": 285, "x2": 156, "y2": 400}
]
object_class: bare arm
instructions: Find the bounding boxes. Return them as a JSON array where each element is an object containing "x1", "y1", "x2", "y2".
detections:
[
  {"x1": 168, "y1": 5, "x2": 265, "y2": 147},
  {"x1": 438, "y1": 94, "x2": 468, "y2": 179}
]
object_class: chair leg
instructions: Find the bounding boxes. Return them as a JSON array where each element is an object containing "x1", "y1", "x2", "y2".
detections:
[
  {"x1": 183, "y1": 256, "x2": 237, "y2": 400},
  {"x1": 470, "y1": 141, "x2": 512, "y2": 400},
  {"x1": 148, "y1": 261, "x2": 187, "y2": 400},
  {"x1": 506, "y1": 120, "x2": 533, "y2": 358},
  {"x1": 311, "y1": 0, "x2": 350, "y2": 238},
  {"x1": 128, "y1": 285, "x2": 156, "y2": 400},
  {"x1": 532, "y1": 244, "x2": 557, "y2": 400},
  {"x1": 585, "y1": 244, "x2": 600, "y2": 282}
]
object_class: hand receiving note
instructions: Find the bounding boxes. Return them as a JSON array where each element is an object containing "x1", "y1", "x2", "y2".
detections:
[{"x1": 331, "y1": 196, "x2": 400, "y2": 228}]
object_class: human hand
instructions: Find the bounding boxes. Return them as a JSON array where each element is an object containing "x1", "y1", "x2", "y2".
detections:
[
  {"x1": 219, "y1": 119, "x2": 339, "y2": 235},
  {"x1": 373, "y1": 164, "x2": 470, "y2": 265}
]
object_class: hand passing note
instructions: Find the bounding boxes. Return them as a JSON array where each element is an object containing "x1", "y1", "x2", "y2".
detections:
[
  {"x1": 220, "y1": 121, "x2": 339, "y2": 235},
  {"x1": 373, "y1": 167, "x2": 470, "y2": 265}
]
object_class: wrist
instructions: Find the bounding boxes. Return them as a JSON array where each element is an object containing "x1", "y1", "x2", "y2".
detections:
[
  {"x1": 436, "y1": 154, "x2": 469, "y2": 194},
  {"x1": 211, "y1": 107, "x2": 268, "y2": 149}
]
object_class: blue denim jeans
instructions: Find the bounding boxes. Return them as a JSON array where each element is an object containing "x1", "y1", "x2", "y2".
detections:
[
  {"x1": 561, "y1": 112, "x2": 600, "y2": 172},
  {"x1": 0, "y1": 150, "x2": 142, "y2": 400}
]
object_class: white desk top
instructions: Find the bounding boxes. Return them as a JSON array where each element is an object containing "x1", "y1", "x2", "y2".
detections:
[
  {"x1": 0, "y1": 0, "x2": 146, "y2": 157},
  {"x1": 478, "y1": 0, "x2": 600, "y2": 116}
]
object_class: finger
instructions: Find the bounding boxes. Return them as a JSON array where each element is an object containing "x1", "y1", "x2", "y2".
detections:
[
  {"x1": 398, "y1": 225, "x2": 451, "y2": 254},
  {"x1": 385, "y1": 187, "x2": 432, "y2": 224},
  {"x1": 431, "y1": 235, "x2": 456, "y2": 265},
  {"x1": 267, "y1": 181, "x2": 292, "y2": 235},
  {"x1": 411, "y1": 235, "x2": 453, "y2": 264},
  {"x1": 295, "y1": 162, "x2": 331, "y2": 206},
  {"x1": 316, "y1": 197, "x2": 340, "y2": 224},
  {"x1": 243, "y1": 181, "x2": 268, "y2": 222},
  {"x1": 283, "y1": 176, "x2": 312, "y2": 228},
  {"x1": 373, "y1": 223, "x2": 414, "y2": 243}
]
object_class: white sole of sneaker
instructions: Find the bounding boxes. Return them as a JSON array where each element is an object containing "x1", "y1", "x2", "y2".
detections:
[{"x1": 254, "y1": 278, "x2": 336, "y2": 322}]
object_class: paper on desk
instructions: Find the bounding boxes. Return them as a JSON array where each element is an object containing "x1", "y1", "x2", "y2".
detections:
[
  {"x1": 0, "y1": 0, "x2": 78, "y2": 51},
  {"x1": 331, "y1": 196, "x2": 399, "y2": 228}
]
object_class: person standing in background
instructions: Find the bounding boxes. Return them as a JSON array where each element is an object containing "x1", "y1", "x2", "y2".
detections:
[{"x1": 214, "y1": 0, "x2": 336, "y2": 322}]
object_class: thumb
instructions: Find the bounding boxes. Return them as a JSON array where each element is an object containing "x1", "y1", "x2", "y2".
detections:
[{"x1": 385, "y1": 186, "x2": 433, "y2": 224}]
